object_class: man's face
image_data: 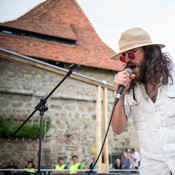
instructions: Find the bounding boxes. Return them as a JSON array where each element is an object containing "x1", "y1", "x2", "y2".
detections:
[
  {"x1": 116, "y1": 158, "x2": 120, "y2": 164},
  {"x1": 125, "y1": 47, "x2": 146, "y2": 82},
  {"x1": 27, "y1": 163, "x2": 32, "y2": 168},
  {"x1": 72, "y1": 157, "x2": 77, "y2": 164},
  {"x1": 123, "y1": 152, "x2": 128, "y2": 158},
  {"x1": 59, "y1": 159, "x2": 64, "y2": 165},
  {"x1": 92, "y1": 156, "x2": 96, "y2": 163},
  {"x1": 9, "y1": 161, "x2": 14, "y2": 167},
  {"x1": 131, "y1": 150, "x2": 134, "y2": 154}
]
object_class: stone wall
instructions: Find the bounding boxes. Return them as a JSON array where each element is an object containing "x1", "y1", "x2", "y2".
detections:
[{"x1": 0, "y1": 57, "x2": 139, "y2": 169}]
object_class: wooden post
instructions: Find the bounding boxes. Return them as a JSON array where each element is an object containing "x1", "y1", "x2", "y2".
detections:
[
  {"x1": 96, "y1": 85, "x2": 102, "y2": 172},
  {"x1": 102, "y1": 87, "x2": 109, "y2": 173},
  {"x1": 96, "y1": 86, "x2": 109, "y2": 173}
]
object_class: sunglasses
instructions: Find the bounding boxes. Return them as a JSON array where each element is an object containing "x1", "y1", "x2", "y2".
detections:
[{"x1": 119, "y1": 49, "x2": 138, "y2": 63}]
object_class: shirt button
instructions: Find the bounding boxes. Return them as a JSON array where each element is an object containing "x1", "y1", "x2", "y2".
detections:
[
  {"x1": 155, "y1": 110, "x2": 157, "y2": 113},
  {"x1": 157, "y1": 126, "x2": 160, "y2": 129}
]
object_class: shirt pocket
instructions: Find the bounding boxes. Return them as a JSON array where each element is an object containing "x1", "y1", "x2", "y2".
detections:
[
  {"x1": 128, "y1": 95, "x2": 146, "y2": 122},
  {"x1": 127, "y1": 94, "x2": 148, "y2": 131}
]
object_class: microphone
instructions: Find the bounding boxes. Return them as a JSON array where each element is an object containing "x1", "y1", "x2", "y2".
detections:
[
  {"x1": 69, "y1": 63, "x2": 80, "y2": 70},
  {"x1": 66, "y1": 63, "x2": 80, "y2": 76},
  {"x1": 114, "y1": 68, "x2": 133, "y2": 105}
]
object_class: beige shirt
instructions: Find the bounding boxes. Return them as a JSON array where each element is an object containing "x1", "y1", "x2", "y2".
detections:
[{"x1": 124, "y1": 65, "x2": 175, "y2": 175}]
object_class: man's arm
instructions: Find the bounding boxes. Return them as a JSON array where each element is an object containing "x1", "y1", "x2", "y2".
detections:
[
  {"x1": 129, "y1": 154, "x2": 137, "y2": 161},
  {"x1": 111, "y1": 96, "x2": 127, "y2": 135},
  {"x1": 111, "y1": 70, "x2": 135, "y2": 135},
  {"x1": 77, "y1": 163, "x2": 83, "y2": 173}
]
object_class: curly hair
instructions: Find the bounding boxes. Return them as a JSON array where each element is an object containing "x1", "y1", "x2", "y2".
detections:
[
  {"x1": 142, "y1": 45, "x2": 173, "y2": 86},
  {"x1": 128, "y1": 45, "x2": 173, "y2": 94}
]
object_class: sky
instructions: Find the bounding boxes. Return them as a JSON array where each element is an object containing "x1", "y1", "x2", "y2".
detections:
[{"x1": 0, "y1": 0, "x2": 175, "y2": 59}]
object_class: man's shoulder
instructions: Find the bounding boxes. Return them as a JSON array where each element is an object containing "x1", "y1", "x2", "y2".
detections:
[
  {"x1": 126, "y1": 157, "x2": 131, "y2": 161},
  {"x1": 64, "y1": 165, "x2": 67, "y2": 169},
  {"x1": 133, "y1": 151, "x2": 139, "y2": 156},
  {"x1": 77, "y1": 163, "x2": 83, "y2": 169}
]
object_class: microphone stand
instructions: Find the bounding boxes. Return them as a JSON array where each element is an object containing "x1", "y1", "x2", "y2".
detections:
[{"x1": 13, "y1": 63, "x2": 79, "y2": 175}]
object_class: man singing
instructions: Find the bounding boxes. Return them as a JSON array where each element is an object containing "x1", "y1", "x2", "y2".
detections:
[{"x1": 111, "y1": 27, "x2": 175, "y2": 175}]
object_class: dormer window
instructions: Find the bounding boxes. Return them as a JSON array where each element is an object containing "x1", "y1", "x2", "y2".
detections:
[{"x1": 0, "y1": 26, "x2": 76, "y2": 47}]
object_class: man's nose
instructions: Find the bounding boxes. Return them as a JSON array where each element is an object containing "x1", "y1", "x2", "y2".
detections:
[{"x1": 125, "y1": 53, "x2": 131, "y2": 62}]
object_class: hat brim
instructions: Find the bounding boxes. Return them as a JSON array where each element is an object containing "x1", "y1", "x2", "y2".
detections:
[{"x1": 110, "y1": 43, "x2": 165, "y2": 60}]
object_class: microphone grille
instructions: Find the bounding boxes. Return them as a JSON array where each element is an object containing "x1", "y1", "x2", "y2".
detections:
[{"x1": 124, "y1": 68, "x2": 133, "y2": 75}]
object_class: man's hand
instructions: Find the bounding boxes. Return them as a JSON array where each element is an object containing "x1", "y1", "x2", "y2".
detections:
[{"x1": 114, "y1": 70, "x2": 135, "y2": 96}]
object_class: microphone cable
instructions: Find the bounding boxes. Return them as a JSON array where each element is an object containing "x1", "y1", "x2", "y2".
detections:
[
  {"x1": 88, "y1": 68, "x2": 132, "y2": 175},
  {"x1": 88, "y1": 97, "x2": 119, "y2": 175}
]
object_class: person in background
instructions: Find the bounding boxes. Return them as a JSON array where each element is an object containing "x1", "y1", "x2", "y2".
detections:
[
  {"x1": 113, "y1": 158, "x2": 122, "y2": 169},
  {"x1": 111, "y1": 27, "x2": 175, "y2": 174},
  {"x1": 69, "y1": 155, "x2": 83, "y2": 174},
  {"x1": 24, "y1": 161, "x2": 35, "y2": 174},
  {"x1": 129, "y1": 148, "x2": 140, "y2": 169},
  {"x1": 53, "y1": 158, "x2": 67, "y2": 174},
  {"x1": 122, "y1": 152, "x2": 131, "y2": 169},
  {"x1": 89, "y1": 156, "x2": 97, "y2": 172},
  {"x1": 4, "y1": 160, "x2": 18, "y2": 175},
  {"x1": 25, "y1": 158, "x2": 35, "y2": 169}
]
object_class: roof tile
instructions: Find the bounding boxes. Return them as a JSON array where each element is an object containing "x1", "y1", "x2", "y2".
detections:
[{"x1": 0, "y1": 0, "x2": 124, "y2": 71}]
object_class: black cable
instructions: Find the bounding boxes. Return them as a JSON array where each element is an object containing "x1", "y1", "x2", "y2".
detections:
[{"x1": 88, "y1": 98, "x2": 119, "y2": 175}]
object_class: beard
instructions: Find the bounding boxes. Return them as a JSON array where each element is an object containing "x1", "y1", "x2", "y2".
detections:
[{"x1": 125, "y1": 59, "x2": 147, "y2": 87}]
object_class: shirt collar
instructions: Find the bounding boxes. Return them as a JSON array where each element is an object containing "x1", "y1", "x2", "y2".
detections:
[{"x1": 139, "y1": 83, "x2": 148, "y2": 99}]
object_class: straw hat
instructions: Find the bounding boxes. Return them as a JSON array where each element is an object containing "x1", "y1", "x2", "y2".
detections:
[{"x1": 110, "y1": 27, "x2": 165, "y2": 60}]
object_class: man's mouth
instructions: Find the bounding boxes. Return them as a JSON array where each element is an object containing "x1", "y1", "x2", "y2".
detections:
[{"x1": 127, "y1": 62, "x2": 137, "y2": 71}]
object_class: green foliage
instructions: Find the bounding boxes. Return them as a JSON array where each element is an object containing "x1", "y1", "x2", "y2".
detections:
[{"x1": 0, "y1": 115, "x2": 50, "y2": 139}]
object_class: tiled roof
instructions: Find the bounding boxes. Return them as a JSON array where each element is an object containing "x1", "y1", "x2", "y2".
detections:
[{"x1": 0, "y1": 0, "x2": 124, "y2": 71}]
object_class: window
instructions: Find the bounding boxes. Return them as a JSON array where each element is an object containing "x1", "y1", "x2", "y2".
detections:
[{"x1": 0, "y1": 26, "x2": 76, "y2": 47}]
